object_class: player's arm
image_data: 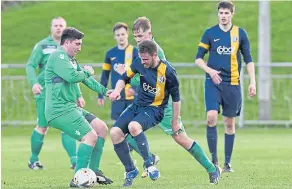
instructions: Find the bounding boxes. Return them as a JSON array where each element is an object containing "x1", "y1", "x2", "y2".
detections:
[
  {"x1": 195, "y1": 30, "x2": 222, "y2": 84},
  {"x1": 26, "y1": 43, "x2": 43, "y2": 86},
  {"x1": 98, "y1": 52, "x2": 111, "y2": 99},
  {"x1": 82, "y1": 77, "x2": 109, "y2": 96},
  {"x1": 129, "y1": 48, "x2": 140, "y2": 87},
  {"x1": 52, "y1": 52, "x2": 91, "y2": 83},
  {"x1": 195, "y1": 30, "x2": 211, "y2": 71},
  {"x1": 109, "y1": 58, "x2": 138, "y2": 100},
  {"x1": 240, "y1": 29, "x2": 256, "y2": 96},
  {"x1": 26, "y1": 43, "x2": 44, "y2": 94},
  {"x1": 74, "y1": 64, "x2": 84, "y2": 98},
  {"x1": 166, "y1": 68, "x2": 181, "y2": 133},
  {"x1": 75, "y1": 83, "x2": 82, "y2": 98},
  {"x1": 75, "y1": 62, "x2": 108, "y2": 95}
]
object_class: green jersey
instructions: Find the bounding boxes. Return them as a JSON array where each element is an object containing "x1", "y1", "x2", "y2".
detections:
[
  {"x1": 45, "y1": 48, "x2": 108, "y2": 122},
  {"x1": 26, "y1": 36, "x2": 59, "y2": 98}
]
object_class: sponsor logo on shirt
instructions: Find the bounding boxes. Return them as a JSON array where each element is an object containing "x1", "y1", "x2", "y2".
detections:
[
  {"x1": 216, "y1": 46, "x2": 234, "y2": 55},
  {"x1": 143, "y1": 83, "x2": 160, "y2": 95}
]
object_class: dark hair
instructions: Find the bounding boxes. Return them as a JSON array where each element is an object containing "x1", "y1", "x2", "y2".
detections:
[
  {"x1": 138, "y1": 40, "x2": 157, "y2": 56},
  {"x1": 60, "y1": 27, "x2": 84, "y2": 45},
  {"x1": 218, "y1": 1, "x2": 235, "y2": 13},
  {"x1": 132, "y1": 16, "x2": 151, "y2": 32},
  {"x1": 113, "y1": 22, "x2": 128, "y2": 32}
]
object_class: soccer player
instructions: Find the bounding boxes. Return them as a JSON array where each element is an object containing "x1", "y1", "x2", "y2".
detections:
[
  {"x1": 109, "y1": 40, "x2": 179, "y2": 187},
  {"x1": 116, "y1": 16, "x2": 221, "y2": 185},
  {"x1": 45, "y1": 27, "x2": 113, "y2": 186},
  {"x1": 26, "y1": 17, "x2": 78, "y2": 170},
  {"x1": 195, "y1": 1, "x2": 256, "y2": 172},
  {"x1": 98, "y1": 22, "x2": 138, "y2": 121}
]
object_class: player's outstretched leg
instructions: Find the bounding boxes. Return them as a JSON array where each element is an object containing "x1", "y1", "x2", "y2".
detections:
[
  {"x1": 223, "y1": 117, "x2": 235, "y2": 172},
  {"x1": 88, "y1": 117, "x2": 113, "y2": 185},
  {"x1": 28, "y1": 126, "x2": 47, "y2": 170},
  {"x1": 172, "y1": 131, "x2": 221, "y2": 185},
  {"x1": 128, "y1": 122, "x2": 160, "y2": 181},
  {"x1": 61, "y1": 132, "x2": 77, "y2": 169},
  {"x1": 110, "y1": 127, "x2": 139, "y2": 187},
  {"x1": 69, "y1": 134, "x2": 96, "y2": 188},
  {"x1": 47, "y1": 110, "x2": 97, "y2": 188}
]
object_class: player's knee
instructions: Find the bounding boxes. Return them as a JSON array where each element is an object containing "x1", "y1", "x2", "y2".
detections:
[
  {"x1": 224, "y1": 119, "x2": 235, "y2": 134},
  {"x1": 128, "y1": 121, "x2": 142, "y2": 137},
  {"x1": 81, "y1": 130, "x2": 98, "y2": 146},
  {"x1": 207, "y1": 111, "x2": 218, "y2": 126},
  {"x1": 91, "y1": 119, "x2": 108, "y2": 138},
  {"x1": 172, "y1": 132, "x2": 193, "y2": 150},
  {"x1": 225, "y1": 123, "x2": 235, "y2": 134},
  {"x1": 110, "y1": 127, "x2": 124, "y2": 140},
  {"x1": 35, "y1": 126, "x2": 48, "y2": 135}
]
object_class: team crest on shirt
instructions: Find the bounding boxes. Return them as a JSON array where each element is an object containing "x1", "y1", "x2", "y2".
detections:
[
  {"x1": 158, "y1": 76, "x2": 166, "y2": 83},
  {"x1": 127, "y1": 54, "x2": 132, "y2": 59},
  {"x1": 232, "y1": 36, "x2": 238, "y2": 42},
  {"x1": 69, "y1": 59, "x2": 77, "y2": 69},
  {"x1": 59, "y1": 54, "x2": 65, "y2": 59}
]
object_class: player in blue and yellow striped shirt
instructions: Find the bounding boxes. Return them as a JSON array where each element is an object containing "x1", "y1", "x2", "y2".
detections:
[
  {"x1": 109, "y1": 40, "x2": 180, "y2": 187},
  {"x1": 98, "y1": 22, "x2": 139, "y2": 120},
  {"x1": 195, "y1": 1, "x2": 256, "y2": 172}
]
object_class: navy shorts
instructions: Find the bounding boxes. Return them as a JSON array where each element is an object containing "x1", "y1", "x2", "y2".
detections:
[
  {"x1": 113, "y1": 103, "x2": 164, "y2": 134},
  {"x1": 205, "y1": 80, "x2": 242, "y2": 117},
  {"x1": 111, "y1": 100, "x2": 134, "y2": 120}
]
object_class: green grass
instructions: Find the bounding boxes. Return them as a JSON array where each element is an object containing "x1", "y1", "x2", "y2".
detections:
[
  {"x1": 1, "y1": 1, "x2": 292, "y2": 123},
  {"x1": 2, "y1": 1, "x2": 292, "y2": 64},
  {"x1": 2, "y1": 126, "x2": 292, "y2": 189}
]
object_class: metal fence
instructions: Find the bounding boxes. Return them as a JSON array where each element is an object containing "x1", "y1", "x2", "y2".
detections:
[{"x1": 1, "y1": 63, "x2": 292, "y2": 128}]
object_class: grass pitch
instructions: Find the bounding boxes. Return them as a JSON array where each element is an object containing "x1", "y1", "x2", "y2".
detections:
[{"x1": 2, "y1": 126, "x2": 292, "y2": 189}]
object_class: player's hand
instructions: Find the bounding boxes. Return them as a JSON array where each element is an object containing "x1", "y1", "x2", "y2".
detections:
[
  {"x1": 83, "y1": 65, "x2": 95, "y2": 75},
  {"x1": 172, "y1": 120, "x2": 181, "y2": 135},
  {"x1": 116, "y1": 63, "x2": 126, "y2": 75},
  {"x1": 127, "y1": 88, "x2": 135, "y2": 96},
  {"x1": 106, "y1": 89, "x2": 114, "y2": 97},
  {"x1": 32, "y1": 83, "x2": 43, "y2": 95},
  {"x1": 77, "y1": 97, "x2": 86, "y2": 108},
  {"x1": 109, "y1": 90, "x2": 121, "y2": 101},
  {"x1": 97, "y1": 98, "x2": 104, "y2": 106},
  {"x1": 248, "y1": 82, "x2": 256, "y2": 97},
  {"x1": 208, "y1": 69, "x2": 222, "y2": 84}
]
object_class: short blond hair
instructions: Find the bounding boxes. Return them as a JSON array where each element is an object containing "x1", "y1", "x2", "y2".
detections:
[{"x1": 132, "y1": 16, "x2": 151, "y2": 32}]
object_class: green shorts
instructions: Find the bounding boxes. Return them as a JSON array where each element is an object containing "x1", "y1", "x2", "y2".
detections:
[
  {"x1": 78, "y1": 107, "x2": 97, "y2": 123},
  {"x1": 35, "y1": 98, "x2": 48, "y2": 127},
  {"x1": 159, "y1": 105, "x2": 185, "y2": 135},
  {"x1": 49, "y1": 108, "x2": 94, "y2": 141}
]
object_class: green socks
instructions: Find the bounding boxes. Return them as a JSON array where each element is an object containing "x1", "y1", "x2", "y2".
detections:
[
  {"x1": 75, "y1": 143, "x2": 94, "y2": 173},
  {"x1": 188, "y1": 141, "x2": 216, "y2": 173},
  {"x1": 61, "y1": 132, "x2": 77, "y2": 165},
  {"x1": 30, "y1": 130, "x2": 44, "y2": 163},
  {"x1": 89, "y1": 137, "x2": 105, "y2": 172}
]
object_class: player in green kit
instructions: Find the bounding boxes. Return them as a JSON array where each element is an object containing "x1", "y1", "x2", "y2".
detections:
[
  {"x1": 26, "y1": 17, "x2": 78, "y2": 170},
  {"x1": 45, "y1": 27, "x2": 113, "y2": 187},
  {"x1": 116, "y1": 17, "x2": 221, "y2": 185}
]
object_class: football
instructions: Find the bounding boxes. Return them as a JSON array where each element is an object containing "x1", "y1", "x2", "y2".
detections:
[{"x1": 73, "y1": 168, "x2": 96, "y2": 187}]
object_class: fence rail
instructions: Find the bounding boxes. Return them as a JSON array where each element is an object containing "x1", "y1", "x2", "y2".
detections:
[
  {"x1": 2, "y1": 62, "x2": 292, "y2": 68},
  {"x1": 1, "y1": 63, "x2": 292, "y2": 127}
]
